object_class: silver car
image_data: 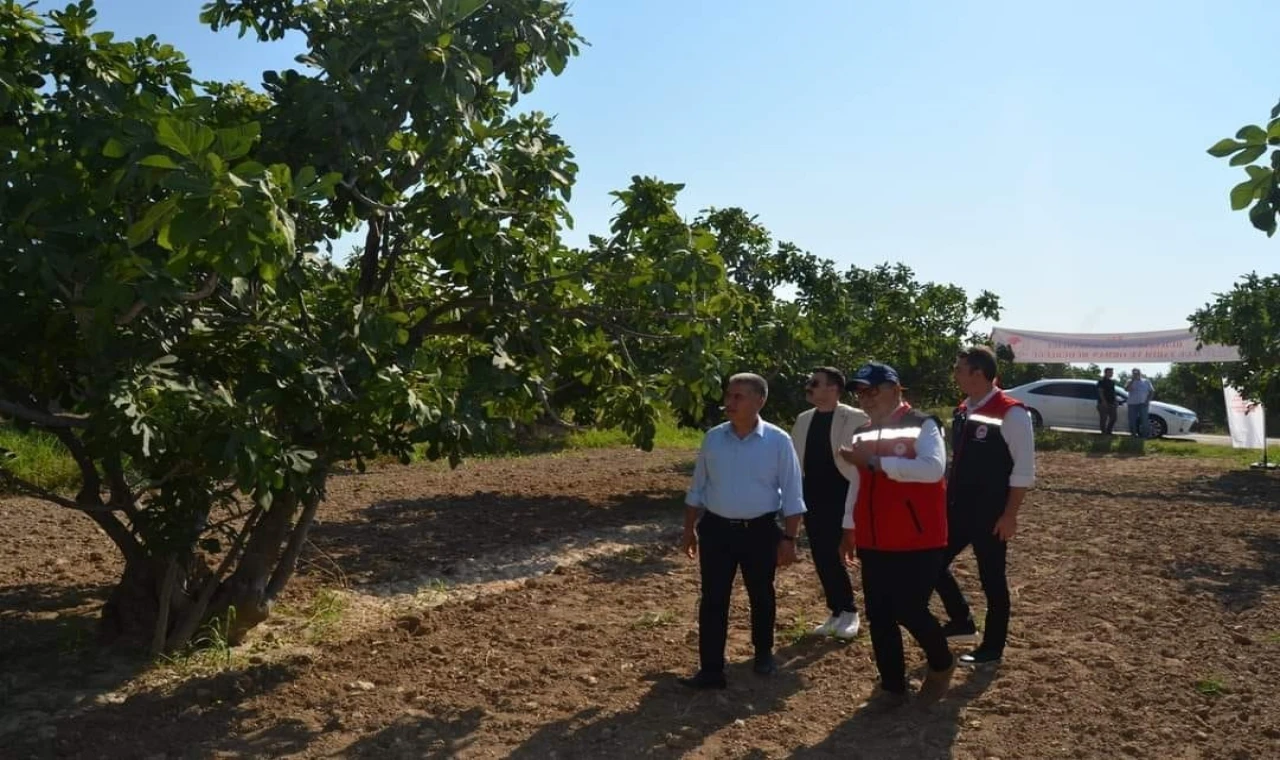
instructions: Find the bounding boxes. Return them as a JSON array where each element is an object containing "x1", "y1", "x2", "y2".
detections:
[{"x1": 1003, "y1": 379, "x2": 1198, "y2": 437}]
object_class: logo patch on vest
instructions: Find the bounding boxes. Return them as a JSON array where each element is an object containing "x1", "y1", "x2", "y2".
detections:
[
  {"x1": 893, "y1": 442, "x2": 907, "y2": 455},
  {"x1": 975, "y1": 424, "x2": 989, "y2": 440}
]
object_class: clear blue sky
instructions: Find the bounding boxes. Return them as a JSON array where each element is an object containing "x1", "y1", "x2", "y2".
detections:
[{"x1": 73, "y1": 0, "x2": 1280, "y2": 368}]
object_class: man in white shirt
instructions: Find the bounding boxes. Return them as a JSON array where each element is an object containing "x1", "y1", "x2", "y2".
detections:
[
  {"x1": 791, "y1": 367, "x2": 869, "y2": 640},
  {"x1": 934, "y1": 346, "x2": 1036, "y2": 666},
  {"x1": 679, "y1": 373, "x2": 807, "y2": 689},
  {"x1": 1125, "y1": 368, "x2": 1156, "y2": 439}
]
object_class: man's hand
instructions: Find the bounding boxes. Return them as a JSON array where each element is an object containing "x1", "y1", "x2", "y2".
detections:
[
  {"x1": 776, "y1": 538, "x2": 797, "y2": 568},
  {"x1": 992, "y1": 512, "x2": 1018, "y2": 542},
  {"x1": 840, "y1": 531, "x2": 858, "y2": 567},
  {"x1": 838, "y1": 441, "x2": 874, "y2": 468},
  {"x1": 682, "y1": 529, "x2": 698, "y2": 559}
]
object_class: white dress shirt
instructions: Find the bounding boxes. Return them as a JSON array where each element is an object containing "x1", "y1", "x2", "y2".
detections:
[{"x1": 965, "y1": 388, "x2": 1036, "y2": 489}]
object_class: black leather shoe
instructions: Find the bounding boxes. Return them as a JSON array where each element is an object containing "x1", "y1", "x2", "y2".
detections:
[
  {"x1": 959, "y1": 647, "x2": 1002, "y2": 666},
  {"x1": 941, "y1": 618, "x2": 979, "y2": 642},
  {"x1": 677, "y1": 670, "x2": 727, "y2": 690},
  {"x1": 752, "y1": 654, "x2": 777, "y2": 676}
]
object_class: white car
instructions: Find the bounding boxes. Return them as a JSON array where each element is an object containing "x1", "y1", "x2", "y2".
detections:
[{"x1": 1003, "y1": 379, "x2": 1198, "y2": 438}]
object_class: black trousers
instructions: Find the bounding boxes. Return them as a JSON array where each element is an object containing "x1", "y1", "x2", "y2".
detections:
[
  {"x1": 1097, "y1": 402, "x2": 1117, "y2": 435},
  {"x1": 935, "y1": 506, "x2": 1010, "y2": 654},
  {"x1": 803, "y1": 493, "x2": 857, "y2": 615},
  {"x1": 696, "y1": 512, "x2": 780, "y2": 674},
  {"x1": 859, "y1": 548, "x2": 953, "y2": 692}
]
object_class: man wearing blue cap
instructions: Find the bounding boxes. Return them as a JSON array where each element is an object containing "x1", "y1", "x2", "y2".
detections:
[{"x1": 838, "y1": 362, "x2": 955, "y2": 707}]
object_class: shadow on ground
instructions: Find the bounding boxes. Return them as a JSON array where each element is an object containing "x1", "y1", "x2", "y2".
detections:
[
  {"x1": 1168, "y1": 533, "x2": 1280, "y2": 612},
  {"x1": 306, "y1": 489, "x2": 686, "y2": 588}
]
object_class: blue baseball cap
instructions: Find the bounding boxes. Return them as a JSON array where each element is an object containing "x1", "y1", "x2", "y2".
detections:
[{"x1": 846, "y1": 362, "x2": 901, "y2": 390}]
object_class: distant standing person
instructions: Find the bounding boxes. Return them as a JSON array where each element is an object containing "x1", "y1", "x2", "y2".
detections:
[
  {"x1": 1125, "y1": 368, "x2": 1156, "y2": 438},
  {"x1": 934, "y1": 346, "x2": 1035, "y2": 666},
  {"x1": 791, "y1": 367, "x2": 869, "y2": 640},
  {"x1": 679, "y1": 373, "x2": 806, "y2": 690},
  {"x1": 1096, "y1": 367, "x2": 1118, "y2": 435},
  {"x1": 838, "y1": 362, "x2": 954, "y2": 707}
]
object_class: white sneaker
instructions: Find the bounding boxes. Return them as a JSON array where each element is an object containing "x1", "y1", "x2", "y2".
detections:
[
  {"x1": 814, "y1": 615, "x2": 840, "y2": 636},
  {"x1": 833, "y1": 611, "x2": 861, "y2": 640}
]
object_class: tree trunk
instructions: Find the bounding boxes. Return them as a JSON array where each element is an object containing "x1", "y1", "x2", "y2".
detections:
[
  {"x1": 97, "y1": 485, "x2": 325, "y2": 652},
  {"x1": 98, "y1": 558, "x2": 165, "y2": 649},
  {"x1": 205, "y1": 491, "x2": 300, "y2": 645}
]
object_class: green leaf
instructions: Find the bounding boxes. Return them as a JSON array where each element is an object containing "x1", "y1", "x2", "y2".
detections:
[
  {"x1": 1248, "y1": 200, "x2": 1277, "y2": 235},
  {"x1": 156, "y1": 222, "x2": 173, "y2": 251},
  {"x1": 437, "y1": 33, "x2": 453, "y2": 48},
  {"x1": 453, "y1": 0, "x2": 488, "y2": 22},
  {"x1": 546, "y1": 49, "x2": 566, "y2": 76},
  {"x1": 139, "y1": 154, "x2": 182, "y2": 170},
  {"x1": 1229, "y1": 145, "x2": 1267, "y2": 166},
  {"x1": 155, "y1": 119, "x2": 214, "y2": 159},
  {"x1": 1237, "y1": 125, "x2": 1268, "y2": 145},
  {"x1": 103, "y1": 138, "x2": 128, "y2": 158},
  {"x1": 127, "y1": 198, "x2": 179, "y2": 247},
  {"x1": 1207, "y1": 138, "x2": 1245, "y2": 158},
  {"x1": 1245, "y1": 165, "x2": 1272, "y2": 181},
  {"x1": 1230, "y1": 179, "x2": 1260, "y2": 211}
]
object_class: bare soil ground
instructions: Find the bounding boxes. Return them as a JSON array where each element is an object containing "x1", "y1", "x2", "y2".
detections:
[{"x1": 2, "y1": 448, "x2": 1279, "y2": 759}]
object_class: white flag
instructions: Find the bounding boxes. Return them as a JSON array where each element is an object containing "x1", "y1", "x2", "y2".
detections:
[{"x1": 1222, "y1": 382, "x2": 1266, "y2": 450}]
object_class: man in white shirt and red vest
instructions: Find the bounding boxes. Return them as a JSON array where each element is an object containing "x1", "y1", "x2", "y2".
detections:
[
  {"x1": 791, "y1": 366, "x2": 869, "y2": 640},
  {"x1": 838, "y1": 362, "x2": 955, "y2": 708},
  {"x1": 679, "y1": 373, "x2": 807, "y2": 690},
  {"x1": 935, "y1": 345, "x2": 1036, "y2": 666}
]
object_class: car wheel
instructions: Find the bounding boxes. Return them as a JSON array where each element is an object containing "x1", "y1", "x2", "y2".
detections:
[
  {"x1": 1147, "y1": 415, "x2": 1167, "y2": 438},
  {"x1": 1029, "y1": 409, "x2": 1043, "y2": 429}
]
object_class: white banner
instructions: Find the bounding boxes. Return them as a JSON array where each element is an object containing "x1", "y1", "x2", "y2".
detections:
[
  {"x1": 991, "y1": 327, "x2": 1240, "y2": 364},
  {"x1": 1223, "y1": 382, "x2": 1267, "y2": 450}
]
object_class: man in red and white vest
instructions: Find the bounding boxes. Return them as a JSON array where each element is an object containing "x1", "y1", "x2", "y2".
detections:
[
  {"x1": 838, "y1": 362, "x2": 955, "y2": 708},
  {"x1": 934, "y1": 345, "x2": 1036, "y2": 666}
]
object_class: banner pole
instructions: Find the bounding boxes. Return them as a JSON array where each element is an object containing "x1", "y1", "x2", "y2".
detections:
[{"x1": 1252, "y1": 413, "x2": 1276, "y2": 470}]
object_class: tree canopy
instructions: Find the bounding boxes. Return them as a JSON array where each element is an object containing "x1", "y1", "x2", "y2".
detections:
[{"x1": 0, "y1": 0, "x2": 1004, "y2": 650}]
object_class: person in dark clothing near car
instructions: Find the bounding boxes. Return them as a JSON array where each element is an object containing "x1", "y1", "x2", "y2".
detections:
[
  {"x1": 1097, "y1": 367, "x2": 1118, "y2": 435},
  {"x1": 838, "y1": 362, "x2": 954, "y2": 707},
  {"x1": 934, "y1": 345, "x2": 1036, "y2": 666},
  {"x1": 791, "y1": 367, "x2": 869, "y2": 639}
]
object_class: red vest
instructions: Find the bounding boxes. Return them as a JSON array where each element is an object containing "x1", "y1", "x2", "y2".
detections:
[{"x1": 851, "y1": 405, "x2": 948, "y2": 551}]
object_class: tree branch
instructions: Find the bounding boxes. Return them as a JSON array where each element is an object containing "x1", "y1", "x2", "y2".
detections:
[
  {"x1": 341, "y1": 178, "x2": 404, "y2": 213},
  {"x1": 405, "y1": 300, "x2": 492, "y2": 348},
  {"x1": 0, "y1": 400, "x2": 89, "y2": 428},
  {"x1": 357, "y1": 215, "x2": 384, "y2": 297},
  {"x1": 0, "y1": 467, "x2": 81, "y2": 510},
  {"x1": 165, "y1": 505, "x2": 262, "y2": 653},
  {"x1": 264, "y1": 489, "x2": 323, "y2": 600},
  {"x1": 116, "y1": 274, "x2": 222, "y2": 326}
]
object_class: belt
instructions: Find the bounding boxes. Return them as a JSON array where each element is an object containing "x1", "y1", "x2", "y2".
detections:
[{"x1": 703, "y1": 511, "x2": 778, "y2": 528}]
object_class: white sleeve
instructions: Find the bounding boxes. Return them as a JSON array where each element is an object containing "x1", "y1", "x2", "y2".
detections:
[
  {"x1": 877, "y1": 419, "x2": 947, "y2": 483},
  {"x1": 842, "y1": 466, "x2": 859, "y2": 529},
  {"x1": 1002, "y1": 406, "x2": 1037, "y2": 488}
]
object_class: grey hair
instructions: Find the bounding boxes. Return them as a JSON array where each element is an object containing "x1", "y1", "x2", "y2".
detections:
[{"x1": 727, "y1": 372, "x2": 768, "y2": 400}]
